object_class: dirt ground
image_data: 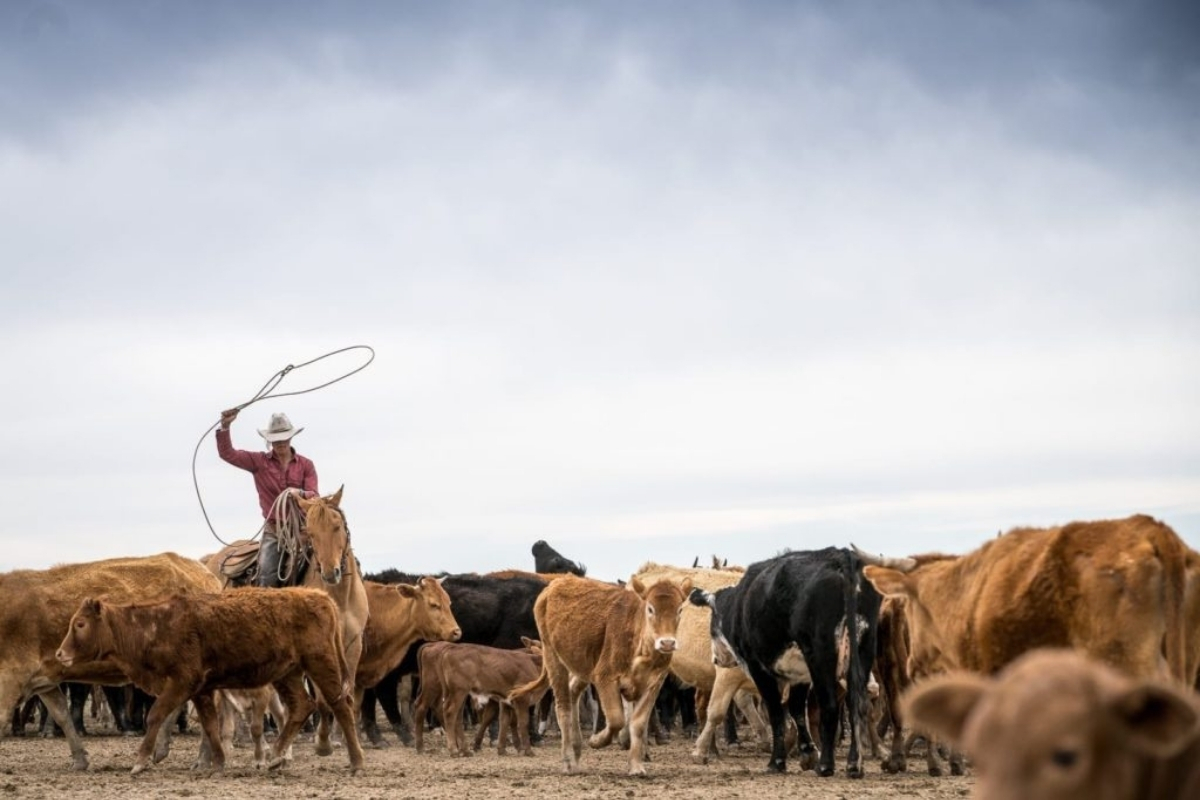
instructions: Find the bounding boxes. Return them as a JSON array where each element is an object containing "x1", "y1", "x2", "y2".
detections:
[{"x1": 0, "y1": 716, "x2": 974, "y2": 800}]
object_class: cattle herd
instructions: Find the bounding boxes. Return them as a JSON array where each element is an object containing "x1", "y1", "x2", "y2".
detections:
[{"x1": 3, "y1": 513, "x2": 1200, "y2": 800}]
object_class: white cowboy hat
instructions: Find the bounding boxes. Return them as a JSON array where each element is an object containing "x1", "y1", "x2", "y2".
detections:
[{"x1": 258, "y1": 412, "x2": 304, "y2": 442}]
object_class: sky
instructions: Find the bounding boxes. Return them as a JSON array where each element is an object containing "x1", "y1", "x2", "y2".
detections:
[{"x1": 2, "y1": 0, "x2": 1198, "y2": 582}]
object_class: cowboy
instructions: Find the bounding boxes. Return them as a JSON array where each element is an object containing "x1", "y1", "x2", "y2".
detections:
[{"x1": 216, "y1": 409, "x2": 319, "y2": 588}]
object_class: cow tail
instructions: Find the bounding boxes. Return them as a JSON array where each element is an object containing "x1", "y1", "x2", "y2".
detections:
[
  {"x1": 509, "y1": 663, "x2": 550, "y2": 705},
  {"x1": 842, "y1": 549, "x2": 867, "y2": 766}
]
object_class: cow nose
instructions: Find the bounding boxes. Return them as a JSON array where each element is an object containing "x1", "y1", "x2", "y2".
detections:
[
  {"x1": 656, "y1": 637, "x2": 677, "y2": 653},
  {"x1": 451, "y1": 628, "x2": 462, "y2": 641},
  {"x1": 55, "y1": 648, "x2": 70, "y2": 664}
]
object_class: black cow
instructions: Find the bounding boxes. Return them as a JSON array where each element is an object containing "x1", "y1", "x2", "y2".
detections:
[
  {"x1": 360, "y1": 570, "x2": 548, "y2": 746},
  {"x1": 531, "y1": 540, "x2": 586, "y2": 576},
  {"x1": 689, "y1": 547, "x2": 882, "y2": 778}
]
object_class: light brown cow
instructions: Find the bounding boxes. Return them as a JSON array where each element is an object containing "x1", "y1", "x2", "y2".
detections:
[
  {"x1": 863, "y1": 515, "x2": 1191, "y2": 684},
  {"x1": 55, "y1": 587, "x2": 364, "y2": 775},
  {"x1": 630, "y1": 561, "x2": 768, "y2": 762},
  {"x1": 905, "y1": 648, "x2": 1200, "y2": 800},
  {"x1": 356, "y1": 578, "x2": 463, "y2": 709},
  {"x1": 509, "y1": 573, "x2": 693, "y2": 775},
  {"x1": 0, "y1": 552, "x2": 220, "y2": 770},
  {"x1": 416, "y1": 639, "x2": 546, "y2": 757}
]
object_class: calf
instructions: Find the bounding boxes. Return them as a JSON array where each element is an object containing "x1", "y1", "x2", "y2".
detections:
[
  {"x1": 690, "y1": 547, "x2": 890, "y2": 777},
  {"x1": 416, "y1": 639, "x2": 546, "y2": 757},
  {"x1": 510, "y1": 573, "x2": 692, "y2": 775},
  {"x1": 905, "y1": 648, "x2": 1200, "y2": 800},
  {"x1": 55, "y1": 587, "x2": 364, "y2": 774}
]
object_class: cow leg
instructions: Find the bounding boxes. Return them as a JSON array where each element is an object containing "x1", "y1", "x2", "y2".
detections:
[
  {"x1": 359, "y1": 686, "x2": 386, "y2": 747},
  {"x1": 131, "y1": 689, "x2": 188, "y2": 774},
  {"x1": 587, "y1": 679, "x2": 626, "y2": 750},
  {"x1": 473, "y1": 701, "x2": 499, "y2": 753},
  {"x1": 306, "y1": 665, "x2": 365, "y2": 774},
  {"x1": 269, "y1": 674, "x2": 316, "y2": 770},
  {"x1": 747, "y1": 667, "x2": 792, "y2": 773},
  {"x1": 547, "y1": 663, "x2": 579, "y2": 773},
  {"x1": 411, "y1": 679, "x2": 436, "y2": 754},
  {"x1": 442, "y1": 690, "x2": 468, "y2": 757},
  {"x1": 693, "y1": 669, "x2": 740, "y2": 764},
  {"x1": 31, "y1": 682, "x2": 89, "y2": 771},
  {"x1": 191, "y1": 693, "x2": 225, "y2": 773},
  {"x1": 626, "y1": 673, "x2": 668, "y2": 777}
]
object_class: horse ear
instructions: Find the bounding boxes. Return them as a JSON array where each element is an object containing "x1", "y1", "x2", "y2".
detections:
[{"x1": 328, "y1": 485, "x2": 344, "y2": 507}]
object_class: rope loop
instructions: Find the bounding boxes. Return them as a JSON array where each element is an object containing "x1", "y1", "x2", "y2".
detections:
[{"x1": 192, "y1": 345, "x2": 374, "y2": 546}]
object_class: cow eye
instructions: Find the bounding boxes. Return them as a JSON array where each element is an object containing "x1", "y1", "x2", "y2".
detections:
[
  {"x1": 647, "y1": 605, "x2": 656, "y2": 616},
  {"x1": 1051, "y1": 749, "x2": 1077, "y2": 768},
  {"x1": 430, "y1": 602, "x2": 442, "y2": 610}
]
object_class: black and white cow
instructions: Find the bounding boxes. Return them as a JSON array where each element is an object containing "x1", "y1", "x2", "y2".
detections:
[
  {"x1": 531, "y1": 540, "x2": 586, "y2": 576},
  {"x1": 689, "y1": 546, "x2": 895, "y2": 778}
]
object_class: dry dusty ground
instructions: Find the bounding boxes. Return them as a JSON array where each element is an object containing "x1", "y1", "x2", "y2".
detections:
[{"x1": 0, "y1": 721, "x2": 974, "y2": 800}]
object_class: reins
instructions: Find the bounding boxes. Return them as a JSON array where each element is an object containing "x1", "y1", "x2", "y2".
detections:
[{"x1": 192, "y1": 345, "x2": 374, "y2": 546}]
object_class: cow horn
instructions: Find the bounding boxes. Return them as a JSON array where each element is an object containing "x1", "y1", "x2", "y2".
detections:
[{"x1": 851, "y1": 544, "x2": 917, "y2": 572}]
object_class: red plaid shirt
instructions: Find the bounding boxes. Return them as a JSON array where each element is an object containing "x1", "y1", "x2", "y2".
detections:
[{"x1": 216, "y1": 429, "x2": 319, "y2": 521}]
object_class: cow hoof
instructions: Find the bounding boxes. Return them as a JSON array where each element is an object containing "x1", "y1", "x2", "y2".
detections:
[
  {"x1": 691, "y1": 752, "x2": 709, "y2": 765},
  {"x1": 130, "y1": 763, "x2": 149, "y2": 776},
  {"x1": 951, "y1": 762, "x2": 965, "y2": 777},
  {"x1": 628, "y1": 766, "x2": 648, "y2": 777},
  {"x1": 267, "y1": 757, "x2": 286, "y2": 771},
  {"x1": 847, "y1": 765, "x2": 865, "y2": 780},
  {"x1": 928, "y1": 766, "x2": 944, "y2": 778},
  {"x1": 315, "y1": 741, "x2": 334, "y2": 756},
  {"x1": 816, "y1": 764, "x2": 835, "y2": 778},
  {"x1": 71, "y1": 756, "x2": 89, "y2": 772},
  {"x1": 765, "y1": 760, "x2": 786, "y2": 774}
]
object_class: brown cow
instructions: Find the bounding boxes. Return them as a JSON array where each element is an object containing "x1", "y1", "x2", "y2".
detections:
[
  {"x1": 0, "y1": 552, "x2": 220, "y2": 770},
  {"x1": 415, "y1": 639, "x2": 546, "y2": 757},
  {"x1": 863, "y1": 515, "x2": 1191, "y2": 683},
  {"x1": 55, "y1": 587, "x2": 364, "y2": 774},
  {"x1": 509, "y1": 573, "x2": 692, "y2": 775},
  {"x1": 356, "y1": 578, "x2": 462, "y2": 711},
  {"x1": 904, "y1": 648, "x2": 1200, "y2": 800}
]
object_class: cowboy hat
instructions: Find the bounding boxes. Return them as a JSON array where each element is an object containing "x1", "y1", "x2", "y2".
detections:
[{"x1": 258, "y1": 412, "x2": 304, "y2": 442}]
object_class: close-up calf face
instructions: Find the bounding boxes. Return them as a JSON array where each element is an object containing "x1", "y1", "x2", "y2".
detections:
[{"x1": 55, "y1": 598, "x2": 105, "y2": 667}]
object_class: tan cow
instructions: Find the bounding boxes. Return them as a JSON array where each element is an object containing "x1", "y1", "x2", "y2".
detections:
[
  {"x1": 905, "y1": 648, "x2": 1200, "y2": 800},
  {"x1": 56, "y1": 587, "x2": 364, "y2": 774},
  {"x1": 863, "y1": 515, "x2": 1191, "y2": 683},
  {"x1": 509, "y1": 573, "x2": 692, "y2": 775},
  {"x1": 630, "y1": 561, "x2": 768, "y2": 762},
  {"x1": 356, "y1": 578, "x2": 463, "y2": 709},
  {"x1": 0, "y1": 552, "x2": 221, "y2": 770}
]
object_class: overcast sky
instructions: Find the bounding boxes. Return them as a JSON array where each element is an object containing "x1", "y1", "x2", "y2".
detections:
[{"x1": 2, "y1": 0, "x2": 1197, "y2": 581}]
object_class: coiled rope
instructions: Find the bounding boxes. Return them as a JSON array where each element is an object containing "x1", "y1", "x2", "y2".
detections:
[{"x1": 192, "y1": 344, "x2": 375, "y2": 546}]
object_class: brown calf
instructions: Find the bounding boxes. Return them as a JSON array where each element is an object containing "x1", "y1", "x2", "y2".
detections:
[
  {"x1": 415, "y1": 639, "x2": 545, "y2": 757},
  {"x1": 905, "y1": 648, "x2": 1200, "y2": 800},
  {"x1": 55, "y1": 587, "x2": 364, "y2": 774},
  {"x1": 510, "y1": 573, "x2": 693, "y2": 775}
]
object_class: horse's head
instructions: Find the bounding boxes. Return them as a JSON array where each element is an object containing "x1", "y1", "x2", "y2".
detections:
[{"x1": 298, "y1": 485, "x2": 350, "y2": 585}]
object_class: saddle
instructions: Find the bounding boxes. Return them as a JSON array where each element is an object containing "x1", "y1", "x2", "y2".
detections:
[{"x1": 217, "y1": 539, "x2": 261, "y2": 583}]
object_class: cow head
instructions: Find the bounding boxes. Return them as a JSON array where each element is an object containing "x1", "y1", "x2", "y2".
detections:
[
  {"x1": 531, "y1": 539, "x2": 587, "y2": 577},
  {"x1": 56, "y1": 597, "x2": 109, "y2": 667},
  {"x1": 688, "y1": 587, "x2": 740, "y2": 669},
  {"x1": 299, "y1": 486, "x2": 351, "y2": 585},
  {"x1": 397, "y1": 576, "x2": 462, "y2": 643},
  {"x1": 629, "y1": 575, "x2": 692, "y2": 654},
  {"x1": 905, "y1": 649, "x2": 1199, "y2": 800}
]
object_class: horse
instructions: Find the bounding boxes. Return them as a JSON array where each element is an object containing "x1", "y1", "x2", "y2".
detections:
[{"x1": 202, "y1": 486, "x2": 368, "y2": 759}]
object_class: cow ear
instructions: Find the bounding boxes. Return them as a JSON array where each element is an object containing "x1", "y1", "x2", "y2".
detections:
[
  {"x1": 902, "y1": 673, "x2": 990, "y2": 747},
  {"x1": 629, "y1": 574, "x2": 646, "y2": 596},
  {"x1": 1111, "y1": 684, "x2": 1199, "y2": 759},
  {"x1": 678, "y1": 577, "x2": 694, "y2": 597},
  {"x1": 81, "y1": 597, "x2": 103, "y2": 614},
  {"x1": 520, "y1": 636, "x2": 541, "y2": 650},
  {"x1": 862, "y1": 565, "x2": 914, "y2": 599},
  {"x1": 688, "y1": 588, "x2": 714, "y2": 608},
  {"x1": 396, "y1": 583, "x2": 419, "y2": 599}
]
